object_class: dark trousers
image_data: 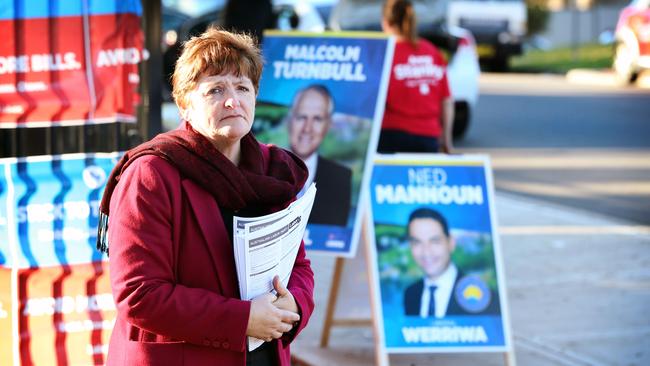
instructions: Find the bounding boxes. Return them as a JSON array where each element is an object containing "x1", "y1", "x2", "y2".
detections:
[
  {"x1": 377, "y1": 129, "x2": 440, "y2": 154},
  {"x1": 246, "y1": 341, "x2": 276, "y2": 366}
]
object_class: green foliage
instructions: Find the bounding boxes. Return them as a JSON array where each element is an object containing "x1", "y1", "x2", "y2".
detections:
[
  {"x1": 511, "y1": 43, "x2": 614, "y2": 73},
  {"x1": 451, "y1": 235, "x2": 498, "y2": 290},
  {"x1": 253, "y1": 104, "x2": 289, "y2": 138}
]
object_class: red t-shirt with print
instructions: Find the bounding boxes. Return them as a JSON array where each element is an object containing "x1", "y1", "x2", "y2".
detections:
[{"x1": 382, "y1": 38, "x2": 451, "y2": 138}]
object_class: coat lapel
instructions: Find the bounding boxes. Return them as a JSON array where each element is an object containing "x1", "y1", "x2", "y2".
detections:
[{"x1": 181, "y1": 179, "x2": 239, "y2": 298}]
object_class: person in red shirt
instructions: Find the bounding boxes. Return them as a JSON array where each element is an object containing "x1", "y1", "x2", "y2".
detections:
[{"x1": 379, "y1": 0, "x2": 454, "y2": 154}]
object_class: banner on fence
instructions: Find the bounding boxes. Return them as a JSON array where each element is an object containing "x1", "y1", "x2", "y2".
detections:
[
  {"x1": 0, "y1": 1, "x2": 144, "y2": 127},
  {"x1": 0, "y1": 153, "x2": 119, "y2": 365}
]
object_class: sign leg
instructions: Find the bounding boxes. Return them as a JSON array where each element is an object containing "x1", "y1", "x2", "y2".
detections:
[{"x1": 319, "y1": 257, "x2": 345, "y2": 348}]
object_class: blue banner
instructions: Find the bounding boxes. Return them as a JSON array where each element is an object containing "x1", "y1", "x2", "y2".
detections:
[
  {"x1": 0, "y1": 166, "x2": 8, "y2": 267},
  {"x1": 369, "y1": 154, "x2": 510, "y2": 352},
  {"x1": 0, "y1": 0, "x2": 142, "y2": 20},
  {"x1": 1, "y1": 154, "x2": 119, "y2": 269},
  {"x1": 256, "y1": 31, "x2": 394, "y2": 257}
]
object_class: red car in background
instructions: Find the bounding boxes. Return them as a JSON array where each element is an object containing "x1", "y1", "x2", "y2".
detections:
[{"x1": 614, "y1": 0, "x2": 650, "y2": 83}]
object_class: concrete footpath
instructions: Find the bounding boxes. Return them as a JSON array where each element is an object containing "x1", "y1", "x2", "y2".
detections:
[{"x1": 291, "y1": 192, "x2": 650, "y2": 366}]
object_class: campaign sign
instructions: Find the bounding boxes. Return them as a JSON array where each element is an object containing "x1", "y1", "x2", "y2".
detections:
[
  {"x1": 0, "y1": 153, "x2": 119, "y2": 365},
  {"x1": 367, "y1": 154, "x2": 511, "y2": 353},
  {"x1": 255, "y1": 31, "x2": 394, "y2": 257},
  {"x1": 0, "y1": 1, "x2": 144, "y2": 127}
]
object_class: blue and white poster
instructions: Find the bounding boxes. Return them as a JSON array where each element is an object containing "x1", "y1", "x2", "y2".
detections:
[
  {"x1": 0, "y1": 166, "x2": 8, "y2": 267},
  {"x1": 2, "y1": 154, "x2": 118, "y2": 268},
  {"x1": 0, "y1": 153, "x2": 120, "y2": 365},
  {"x1": 255, "y1": 31, "x2": 394, "y2": 257},
  {"x1": 367, "y1": 154, "x2": 511, "y2": 353}
]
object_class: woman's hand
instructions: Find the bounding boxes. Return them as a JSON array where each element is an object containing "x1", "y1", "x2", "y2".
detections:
[
  {"x1": 272, "y1": 275, "x2": 299, "y2": 314},
  {"x1": 246, "y1": 291, "x2": 299, "y2": 342}
]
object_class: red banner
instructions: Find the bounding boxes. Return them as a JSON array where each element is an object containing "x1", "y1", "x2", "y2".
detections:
[{"x1": 0, "y1": 2, "x2": 144, "y2": 127}]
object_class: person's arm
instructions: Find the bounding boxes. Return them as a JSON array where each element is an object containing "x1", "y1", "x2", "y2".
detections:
[
  {"x1": 108, "y1": 156, "x2": 292, "y2": 351},
  {"x1": 440, "y1": 96, "x2": 454, "y2": 154}
]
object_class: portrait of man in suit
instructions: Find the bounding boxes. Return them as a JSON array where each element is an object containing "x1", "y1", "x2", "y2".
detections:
[
  {"x1": 287, "y1": 84, "x2": 352, "y2": 226},
  {"x1": 403, "y1": 207, "x2": 500, "y2": 317}
]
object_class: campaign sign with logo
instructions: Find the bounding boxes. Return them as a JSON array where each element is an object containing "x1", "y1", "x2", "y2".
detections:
[
  {"x1": 0, "y1": 153, "x2": 119, "y2": 365},
  {"x1": 367, "y1": 154, "x2": 511, "y2": 353},
  {"x1": 255, "y1": 31, "x2": 394, "y2": 257},
  {"x1": 0, "y1": 1, "x2": 144, "y2": 127}
]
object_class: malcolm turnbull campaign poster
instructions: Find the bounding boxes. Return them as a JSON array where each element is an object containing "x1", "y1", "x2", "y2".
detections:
[
  {"x1": 254, "y1": 31, "x2": 394, "y2": 257},
  {"x1": 367, "y1": 154, "x2": 512, "y2": 353}
]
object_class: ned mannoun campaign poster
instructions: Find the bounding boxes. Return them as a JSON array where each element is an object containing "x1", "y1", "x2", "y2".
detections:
[{"x1": 367, "y1": 154, "x2": 512, "y2": 353}]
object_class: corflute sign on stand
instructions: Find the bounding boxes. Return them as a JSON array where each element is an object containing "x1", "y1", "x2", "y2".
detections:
[
  {"x1": 255, "y1": 31, "x2": 394, "y2": 257},
  {"x1": 367, "y1": 154, "x2": 512, "y2": 354},
  {"x1": 0, "y1": 1, "x2": 144, "y2": 127},
  {"x1": 0, "y1": 153, "x2": 119, "y2": 365}
]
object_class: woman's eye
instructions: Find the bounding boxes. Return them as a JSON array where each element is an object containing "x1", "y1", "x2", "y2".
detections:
[
  {"x1": 208, "y1": 87, "x2": 223, "y2": 95},
  {"x1": 238, "y1": 86, "x2": 250, "y2": 92}
]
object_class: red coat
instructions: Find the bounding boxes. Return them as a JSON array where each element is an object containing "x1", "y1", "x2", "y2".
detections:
[{"x1": 106, "y1": 154, "x2": 314, "y2": 365}]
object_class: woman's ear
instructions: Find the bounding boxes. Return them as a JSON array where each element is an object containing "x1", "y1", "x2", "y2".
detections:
[{"x1": 179, "y1": 104, "x2": 190, "y2": 122}]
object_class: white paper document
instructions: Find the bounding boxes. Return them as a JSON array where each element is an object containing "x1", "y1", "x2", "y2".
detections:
[{"x1": 233, "y1": 183, "x2": 316, "y2": 351}]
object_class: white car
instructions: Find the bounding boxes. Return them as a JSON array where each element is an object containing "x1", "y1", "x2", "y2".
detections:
[{"x1": 446, "y1": 26, "x2": 480, "y2": 138}]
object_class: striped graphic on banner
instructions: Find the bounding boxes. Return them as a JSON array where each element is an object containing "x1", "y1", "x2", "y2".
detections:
[{"x1": 0, "y1": 153, "x2": 120, "y2": 365}]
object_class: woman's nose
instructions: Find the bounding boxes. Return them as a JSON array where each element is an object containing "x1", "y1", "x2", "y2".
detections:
[{"x1": 224, "y1": 97, "x2": 236, "y2": 109}]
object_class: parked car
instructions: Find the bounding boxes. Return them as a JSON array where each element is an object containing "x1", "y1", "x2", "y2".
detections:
[
  {"x1": 329, "y1": 0, "x2": 479, "y2": 139},
  {"x1": 613, "y1": 0, "x2": 650, "y2": 84},
  {"x1": 446, "y1": 0, "x2": 526, "y2": 71}
]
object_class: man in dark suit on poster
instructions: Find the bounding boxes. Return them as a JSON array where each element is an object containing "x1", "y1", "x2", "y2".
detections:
[
  {"x1": 403, "y1": 207, "x2": 500, "y2": 317},
  {"x1": 288, "y1": 85, "x2": 351, "y2": 226}
]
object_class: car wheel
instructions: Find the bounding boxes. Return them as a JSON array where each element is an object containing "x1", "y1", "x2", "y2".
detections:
[
  {"x1": 613, "y1": 41, "x2": 638, "y2": 84},
  {"x1": 453, "y1": 101, "x2": 470, "y2": 139},
  {"x1": 490, "y1": 54, "x2": 509, "y2": 72}
]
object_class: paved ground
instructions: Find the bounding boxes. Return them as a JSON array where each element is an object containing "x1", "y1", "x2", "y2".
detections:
[
  {"x1": 291, "y1": 192, "x2": 650, "y2": 366},
  {"x1": 566, "y1": 69, "x2": 650, "y2": 90}
]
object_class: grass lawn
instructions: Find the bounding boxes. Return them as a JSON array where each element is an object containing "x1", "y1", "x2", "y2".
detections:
[{"x1": 510, "y1": 43, "x2": 614, "y2": 74}]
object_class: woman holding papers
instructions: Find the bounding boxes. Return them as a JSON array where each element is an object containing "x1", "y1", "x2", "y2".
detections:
[
  {"x1": 378, "y1": 0, "x2": 454, "y2": 154},
  {"x1": 97, "y1": 28, "x2": 314, "y2": 365}
]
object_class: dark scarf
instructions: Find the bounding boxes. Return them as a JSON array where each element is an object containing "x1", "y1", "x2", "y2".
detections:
[{"x1": 96, "y1": 122, "x2": 307, "y2": 254}]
